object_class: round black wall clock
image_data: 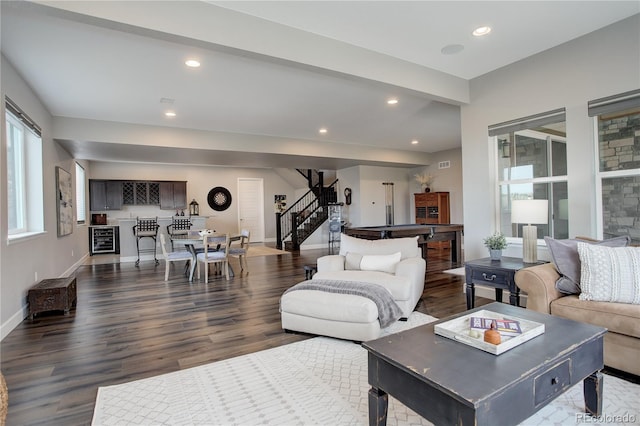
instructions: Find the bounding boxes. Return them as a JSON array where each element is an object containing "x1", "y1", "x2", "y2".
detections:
[{"x1": 207, "y1": 186, "x2": 232, "y2": 211}]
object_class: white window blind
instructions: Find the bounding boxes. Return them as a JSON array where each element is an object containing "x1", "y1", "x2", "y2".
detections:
[
  {"x1": 5, "y1": 97, "x2": 44, "y2": 238},
  {"x1": 588, "y1": 89, "x2": 640, "y2": 117},
  {"x1": 488, "y1": 108, "x2": 566, "y2": 136},
  {"x1": 75, "y1": 162, "x2": 86, "y2": 224}
]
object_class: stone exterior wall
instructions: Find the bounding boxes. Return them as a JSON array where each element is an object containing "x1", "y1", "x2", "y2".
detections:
[
  {"x1": 515, "y1": 135, "x2": 548, "y2": 178},
  {"x1": 599, "y1": 112, "x2": 640, "y2": 243}
]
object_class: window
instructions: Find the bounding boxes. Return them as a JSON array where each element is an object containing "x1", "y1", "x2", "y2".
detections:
[
  {"x1": 6, "y1": 112, "x2": 26, "y2": 233},
  {"x1": 5, "y1": 97, "x2": 44, "y2": 238},
  {"x1": 75, "y1": 162, "x2": 86, "y2": 224},
  {"x1": 589, "y1": 89, "x2": 640, "y2": 245},
  {"x1": 489, "y1": 108, "x2": 568, "y2": 240}
]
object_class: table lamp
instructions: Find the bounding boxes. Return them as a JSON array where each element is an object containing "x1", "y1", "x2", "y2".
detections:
[{"x1": 511, "y1": 199, "x2": 548, "y2": 263}]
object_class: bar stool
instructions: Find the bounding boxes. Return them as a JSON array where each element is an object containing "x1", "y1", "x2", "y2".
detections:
[
  {"x1": 133, "y1": 217, "x2": 160, "y2": 266},
  {"x1": 166, "y1": 216, "x2": 192, "y2": 250}
]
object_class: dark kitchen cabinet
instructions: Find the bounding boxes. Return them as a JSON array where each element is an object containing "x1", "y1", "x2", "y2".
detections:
[
  {"x1": 89, "y1": 180, "x2": 122, "y2": 211},
  {"x1": 122, "y1": 181, "x2": 160, "y2": 205},
  {"x1": 160, "y1": 181, "x2": 187, "y2": 210}
]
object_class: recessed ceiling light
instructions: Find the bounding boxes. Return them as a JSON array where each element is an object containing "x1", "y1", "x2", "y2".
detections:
[
  {"x1": 411, "y1": 140, "x2": 419, "y2": 145},
  {"x1": 387, "y1": 98, "x2": 399, "y2": 105},
  {"x1": 319, "y1": 128, "x2": 328, "y2": 134},
  {"x1": 441, "y1": 44, "x2": 464, "y2": 55},
  {"x1": 185, "y1": 59, "x2": 201, "y2": 68},
  {"x1": 472, "y1": 26, "x2": 492, "y2": 37},
  {"x1": 165, "y1": 111, "x2": 176, "y2": 117}
]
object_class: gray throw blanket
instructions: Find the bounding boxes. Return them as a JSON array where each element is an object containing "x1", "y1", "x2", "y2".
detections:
[{"x1": 284, "y1": 279, "x2": 404, "y2": 328}]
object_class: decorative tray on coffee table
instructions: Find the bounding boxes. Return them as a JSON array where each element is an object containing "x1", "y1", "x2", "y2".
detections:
[{"x1": 434, "y1": 309, "x2": 545, "y2": 355}]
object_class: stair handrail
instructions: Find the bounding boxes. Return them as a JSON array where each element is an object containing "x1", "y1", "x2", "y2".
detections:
[
  {"x1": 276, "y1": 186, "x2": 319, "y2": 249},
  {"x1": 295, "y1": 169, "x2": 324, "y2": 189},
  {"x1": 276, "y1": 178, "x2": 338, "y2": 249}
]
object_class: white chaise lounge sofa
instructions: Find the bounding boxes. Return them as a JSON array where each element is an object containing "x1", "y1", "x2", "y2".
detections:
[{"x1": 280, "y1": 233, "x2": 426, "y2": 341}]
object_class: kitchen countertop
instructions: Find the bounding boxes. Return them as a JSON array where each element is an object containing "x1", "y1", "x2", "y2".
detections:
[{"x1": 115, "y1": 216, "x2": 209, "y2": 221}]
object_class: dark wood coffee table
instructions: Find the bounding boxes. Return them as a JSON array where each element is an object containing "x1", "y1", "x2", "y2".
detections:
[{"x1": 362, "y1": 302, "x2": 606, "y2": 426}]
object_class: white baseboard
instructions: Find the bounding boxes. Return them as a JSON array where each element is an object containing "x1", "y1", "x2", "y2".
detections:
[
  {"x1": 64, "y1": 254, "x2": 89, "y2": 276},
  {"x1": 1, "y1": 305, "x2": 29, "y2": 341},
  {"x1": 300, "y1": 243, "x2": 329, "y2": 250},
  {"x1": 1, "y1": 253, "x2": 90, "y2": 341}
]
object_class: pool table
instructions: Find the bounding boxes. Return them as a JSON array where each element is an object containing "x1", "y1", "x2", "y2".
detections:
[{"x1": 344, "y1": 223, "x2": 464, "y2": 264}]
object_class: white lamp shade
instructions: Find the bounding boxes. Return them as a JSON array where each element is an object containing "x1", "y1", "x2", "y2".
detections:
[{"x1": 511, "y1": 199, "x2": 549, "y2": 225}]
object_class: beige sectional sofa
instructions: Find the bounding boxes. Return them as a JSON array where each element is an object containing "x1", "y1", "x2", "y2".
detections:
[{"x1": 515, "y1": 262, "x2": 640, "y2": 376}]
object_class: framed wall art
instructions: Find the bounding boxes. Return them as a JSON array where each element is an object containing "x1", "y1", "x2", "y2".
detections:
[{"x1": 56, "y1": 166, "x2": 74, "y2": 237}]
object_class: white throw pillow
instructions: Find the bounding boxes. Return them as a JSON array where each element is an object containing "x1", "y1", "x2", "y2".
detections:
[
  {"x1": 578, "y1": 243, "x2": 640, "y2": 305},
  {"x1": 339, "y1": 233, "x2": 420, "y2": 260},
  {"x1": 344, "y1": 251, "x2": 401, "y2": 274},
  {"x1": 344, "y1": 252, "x2": 363, "y2": 270}
]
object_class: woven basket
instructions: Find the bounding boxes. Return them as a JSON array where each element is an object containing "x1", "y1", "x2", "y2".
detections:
[{"x1": 0, "y1": 371, "x2": 7, "y2": 426}]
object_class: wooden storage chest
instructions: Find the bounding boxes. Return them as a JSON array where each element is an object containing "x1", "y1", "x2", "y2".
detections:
[{"x1": 28, "y1": 276, "x2": 77, "y2": 319}]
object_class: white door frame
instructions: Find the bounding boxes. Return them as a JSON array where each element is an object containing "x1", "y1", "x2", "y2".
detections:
[{"x1": 237, "y1": 178, "x2": 265, "y2": 242}]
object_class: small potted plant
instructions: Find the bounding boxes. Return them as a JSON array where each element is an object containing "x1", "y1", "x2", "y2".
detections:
[{"x1": 483, "y1": 232, "x2": 507, "y2": 260}]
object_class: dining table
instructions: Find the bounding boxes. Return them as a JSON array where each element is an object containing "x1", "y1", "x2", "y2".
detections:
[{"x1": 171, "y1": 231, "x2": 239, "y2": 281}]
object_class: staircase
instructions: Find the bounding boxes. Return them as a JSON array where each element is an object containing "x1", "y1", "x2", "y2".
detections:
[{"x1": 276, "y1": 170, "x2": 338, "y2": 251}]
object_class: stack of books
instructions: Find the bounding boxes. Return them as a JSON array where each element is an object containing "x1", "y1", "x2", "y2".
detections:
[{"x1": 470, "y1": 317, "x2": 522, "y2": 336}]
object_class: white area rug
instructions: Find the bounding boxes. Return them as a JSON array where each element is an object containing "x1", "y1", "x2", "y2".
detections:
[
  {"x1": 93, "y1": 313, "x2": 639, "y2": 425},
  {"x1": 443, "y1": 266, "x2": 465, "y2": 276}
]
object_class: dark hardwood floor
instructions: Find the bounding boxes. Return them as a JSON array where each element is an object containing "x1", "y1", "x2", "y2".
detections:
[{"x1": 0, "y1": 246, "x2": 487, "y2": 425}]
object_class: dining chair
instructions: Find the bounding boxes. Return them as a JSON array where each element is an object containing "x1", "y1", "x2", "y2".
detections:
[
  {"x1": 229, "y1": 229, "x2": 250, "y2": 273},
  {"x1": 159, "y1": 233, "x2": 193, "y2": 281},
  {"x1": 197, "y1": 233, "x2": 231, "y2": 282}
]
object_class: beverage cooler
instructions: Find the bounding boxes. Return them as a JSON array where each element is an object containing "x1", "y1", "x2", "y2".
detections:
[{"x1": 89, "y1": 226, "x2": 120, "y2": 255}]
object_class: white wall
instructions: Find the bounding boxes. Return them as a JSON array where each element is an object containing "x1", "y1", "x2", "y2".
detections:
[
  {"x1": 334, "y1": 166, "x2": 416, "y2": 227},
  {"x1": 461, "y1": 14, "x2": 640, "y2": 261},
  {"x1": 300, "y1": 165, "x2": 427, "y2": 248},
  {"x1": 410, "y1": 148, "x2": 464, "y2": 225},
  {"x1": 1, "y1": 55, "x2": 90, "y2": 338},
  {"x1": 359, "y1": 166, "x2": 411, "y2": 226},
  {"x1": 89, "y1": 161, "x2": 297, "y2": 241},
  {"x1": 336, "y1": 166, "x2": 361, "y2": 228}
]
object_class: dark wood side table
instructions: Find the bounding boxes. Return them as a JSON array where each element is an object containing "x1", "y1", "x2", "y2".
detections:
[
  {"x1": 465, "y1": 257, "x2": 545, "y2": 310},
  {"x1": 303, "y1": 264, "x2": 317, "y2": 280}
]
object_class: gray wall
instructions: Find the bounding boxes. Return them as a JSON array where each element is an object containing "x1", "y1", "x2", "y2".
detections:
[
  {"x1": 1, "y1": 55, "x2": 90, "y2": 338},
  {"x1": 410, "y1": 148, "x2": 464, "y2": 225},
  {"x1": 89, "y1": 161, "x2": 296, "y2": 241},
  {"x1": 461, "y1": 14, "x2": 640, "y2": 261},
  {"x1": 0, "y1": 64, "x2": 455, "y2": 337}
]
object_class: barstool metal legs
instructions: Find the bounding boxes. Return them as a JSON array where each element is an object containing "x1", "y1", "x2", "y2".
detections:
[
  {"x1": 133, "y1": 217, "x2": 160, "y2": 267},
  {"x1": 135, "y1": 236, "x2": 159, "y2": 266}
]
